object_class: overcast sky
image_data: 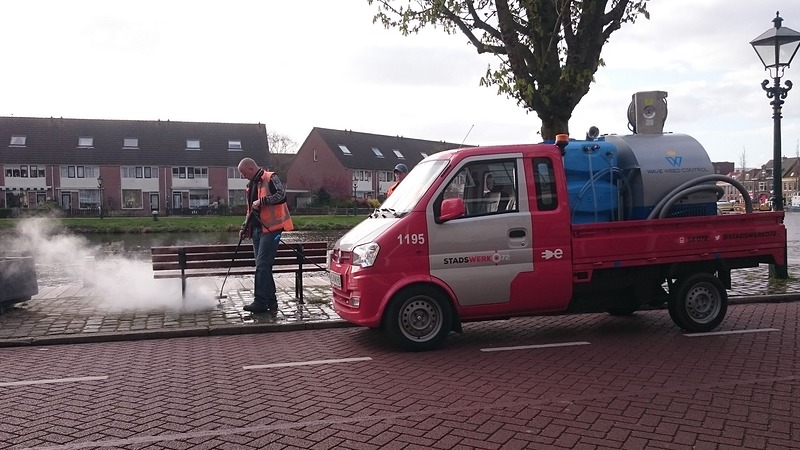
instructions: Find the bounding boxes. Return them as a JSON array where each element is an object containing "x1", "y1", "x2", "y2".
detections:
[{"x1": 2, "y1": 1, "x2": 800, "y2": 167}]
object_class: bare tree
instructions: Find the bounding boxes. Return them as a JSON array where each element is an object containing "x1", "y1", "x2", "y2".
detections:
[
  {"x1": 268, "y1": 131, "x2": 298, "y2": 154},
  {"x1": 369, "y1": 0, "x2": 649, "y2": 139},
  {"x1": 267, "y1": 131, "x2": 298, "y2": 181}
]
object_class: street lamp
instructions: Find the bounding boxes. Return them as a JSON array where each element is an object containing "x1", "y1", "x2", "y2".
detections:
[
  {"x1": 751, "y1": 11, "x2": 800, "y2": 279},
  {"x1": 97, "y1": 175, "x2": 104, "y2": 219},
  {"x1": 751, "y1": 12, "x2": 800, "y2": 213}
]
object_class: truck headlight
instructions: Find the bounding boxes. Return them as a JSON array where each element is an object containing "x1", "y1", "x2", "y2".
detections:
[{"x1": 352, "y1": 242, "x2": 380, "y2": 268}]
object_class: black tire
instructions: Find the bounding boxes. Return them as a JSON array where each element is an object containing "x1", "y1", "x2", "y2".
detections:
[
  {"x1": 668, "y1": 273, "x2": 727, "y2": 332},
  {"x1": 607, "y1": 307, "x2": 636, "y2": 316},
  {"x1": 384, "y1": 286, "x2": 453, "y2": 351}
]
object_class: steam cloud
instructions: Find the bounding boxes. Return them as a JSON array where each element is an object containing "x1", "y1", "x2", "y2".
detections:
[{"x1": 2, "y1": 218, "x2": 218, "y2": 312}]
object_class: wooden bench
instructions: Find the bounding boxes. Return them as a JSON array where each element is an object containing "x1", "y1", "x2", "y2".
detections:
[{"x1": 151, "y1": 241, "x2": 328, "y2": 301}]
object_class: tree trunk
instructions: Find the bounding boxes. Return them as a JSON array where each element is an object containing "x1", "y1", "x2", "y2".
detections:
[{"x1": 538, "y1": 114, "x2": 571, "y2": 142}]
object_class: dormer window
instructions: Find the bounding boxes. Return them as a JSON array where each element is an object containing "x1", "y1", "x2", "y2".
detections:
[
  {"x1": 338, "y1": 144, "x2": 352, "y2": 155},
  {"x1": 371, "y1": 147, "x2": 384, "y2": 158},
  {"x1": 123, "y1": 138, "x2": 139, "y2": 149},
  {"x1": 78, "y1": 137, "x2": 93, "y2": 148},
  {"x1": 186, "y1": 139, "x2": 201, "y2": 150},
  {"x1": 228, "y1": 140, "x2": 242, "y2": 151},
  {"x1": 9, "y1": 135, "x2": 26, "y2": 147},
  {"x1": 393, "y1": 149, "x2": 404, "y2": 159}
]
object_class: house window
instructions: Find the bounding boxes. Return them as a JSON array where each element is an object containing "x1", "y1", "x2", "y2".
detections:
[
  {"x1": 77, "y1": 166, "x2": 85, "y2": 178},
  {"x1": 122, "y1": 190, "x2": 143, "y2": 209},
  {"x1": 10, "y1": 135, "x2": 26, "y2": 147},
  {"x1": 123, "y1": 138, "x2": 139, "y2": 149},
  {"x1": 68, "y1": 166, "x2": 76, "y2": 178},
  {"x1": 228, "y1": 189, "x2": 246, "y2": 206},
  {"x1": 338, "y1": 144, "x2": 352, "y2": 155},
  {"x1": 189, "y1": 190, "x2": 209, "y2": 208},
  {"x1": 371, "y1": 147, "x2": 384, "y2": 158},
  {"x1": 393, "y1": 149, "x2": 404, "y2": 159},
  {"x1": 173, "y1": 166, "x2": 207, "y2": 179},
  {"x1": 29, "y1": 165, "x2": 38, "y2": 178},
  {"x1": 78, "y1": 190, "x2": 100, "y2": 209},
  {"x1": 186, "y1": 139, "x2": 201, "y2": 150},
  {"x1": 135, "y1": 167, "x2": 143, "y2": 178},
  {"x1": 20, "y1": 166, "x2": 28, "y2": 178},
  {"x1": 227, "y1": 167, "x2": 246, "y2": 179},
  {"x1": 228, "y1": 140, "x2": 242, "y2": 151},
  {"x1": 78, "y1": 137, "x2": 93, "y2": 148},
  {"x1": 144, "y1": 166, "x2": 151, "y2": 178}
]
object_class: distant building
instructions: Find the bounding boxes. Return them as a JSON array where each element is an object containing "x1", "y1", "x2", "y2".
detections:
[
  {"x1": 0, "y1": 116, "x2": 268, "y2": 215},
  {"x1": 286, "y1": 127, "x2": 466, "y2": 205}
]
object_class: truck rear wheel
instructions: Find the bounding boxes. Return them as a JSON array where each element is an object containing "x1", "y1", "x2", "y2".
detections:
[
  {"x1": 668, "y1": 273, "x2": 727, "y2": 332},
  {"x1": 384, "y1": 286, "x2": 452, "y2": 351}
]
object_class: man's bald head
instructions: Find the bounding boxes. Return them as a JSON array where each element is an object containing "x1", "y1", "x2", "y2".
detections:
[{"x1": 238, "y1": 158, "x2": 260, "y2": 180}]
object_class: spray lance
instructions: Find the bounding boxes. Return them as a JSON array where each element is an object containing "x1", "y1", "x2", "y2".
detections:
[{"x1": 217, "y1": 209, "x2": 259, "y2": 300}]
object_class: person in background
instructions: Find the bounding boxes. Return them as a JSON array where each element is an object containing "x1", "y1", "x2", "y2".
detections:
[
  {"x1": 237, "y1": 157, "x2": 294, "y2": 314},
  {"x1": 386, "y1": 163, "x2": 408, "y2": 197}
]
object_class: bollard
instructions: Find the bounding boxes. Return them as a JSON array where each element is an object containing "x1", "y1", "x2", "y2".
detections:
[{"x1": 152, "y1": 210, "x2": 159, "y2": 221}]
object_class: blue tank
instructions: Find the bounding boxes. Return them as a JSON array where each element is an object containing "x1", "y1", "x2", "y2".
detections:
[{"x1": 562, "y1": 139, "x2": 620, "y2": 224}]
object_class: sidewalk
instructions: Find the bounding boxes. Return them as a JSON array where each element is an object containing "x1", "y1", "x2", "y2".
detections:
[{"x1": 2, "y1": 264, "x2": 800, "y2": 348}]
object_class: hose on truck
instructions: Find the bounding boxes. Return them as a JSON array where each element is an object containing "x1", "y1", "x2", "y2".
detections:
[{"x1": 646, "y1": 175, "x2": 754, "y2": 220}]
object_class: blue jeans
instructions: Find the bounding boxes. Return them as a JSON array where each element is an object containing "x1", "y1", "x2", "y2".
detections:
[{"x1": 252, "y1": 226, "x2": 281, "y2": 309}]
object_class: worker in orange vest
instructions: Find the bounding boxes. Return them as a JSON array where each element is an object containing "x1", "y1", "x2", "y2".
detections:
[
  {"x1": 237, "y1": 157, "x2": 294, "y2": 315},
  {"x1": 386, "y1": 163, "x2": 408, "y2": 197}
]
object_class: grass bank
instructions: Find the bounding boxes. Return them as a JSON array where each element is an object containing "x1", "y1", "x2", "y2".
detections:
[{"x1": 0, "y1": 215, "x2": 367, "y2": 234}]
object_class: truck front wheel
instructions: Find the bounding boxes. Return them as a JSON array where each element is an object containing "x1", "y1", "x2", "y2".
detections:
[
  {"x1": 669, "y1": 273, "x2": 727, "y2": 332},
  {"x1": 384, "y1": 286, "x2": 453, "y2": 351}
]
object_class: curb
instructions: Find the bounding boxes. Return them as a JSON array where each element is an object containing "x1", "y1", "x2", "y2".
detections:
[
  {"x1": 1, "y1": 294, "x2": 799, "y2": 348},
  {"x1": 0, "y1": 319, "x2": 357, "y2": 348}
]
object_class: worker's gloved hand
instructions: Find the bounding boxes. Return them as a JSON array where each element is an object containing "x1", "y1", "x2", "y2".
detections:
[{"x1": 239, "y1": 224, "x2": 252, "y2": 240}]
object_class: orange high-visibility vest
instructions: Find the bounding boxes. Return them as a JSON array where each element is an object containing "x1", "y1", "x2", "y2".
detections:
[
  {"x1": 387, "y1": 181, "x2": 400, "y2": 197},
  {"x1": 246, "y1": 171, "x2": 294, "y2": 232}
]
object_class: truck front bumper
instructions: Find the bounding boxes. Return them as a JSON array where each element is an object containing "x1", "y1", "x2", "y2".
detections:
[{"x1": 331, "y1": 268, "x2": 397, "y2": 328}]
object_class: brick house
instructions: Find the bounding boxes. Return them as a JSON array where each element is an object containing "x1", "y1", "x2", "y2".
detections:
[
  {"x1": 0, "y1": 116, "x2": 269, "y2": 215},
  {"x1": 286, "y1": 127, "x2": 465, "y2": 205}
]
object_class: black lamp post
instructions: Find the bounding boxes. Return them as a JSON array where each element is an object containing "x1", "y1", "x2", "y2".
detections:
[
  {"x1": 97, "y1": 175, "x2": 104, "y2": 219},
  {"x1": 751, "y1": 11, "x2": 800, "y2": 279}
]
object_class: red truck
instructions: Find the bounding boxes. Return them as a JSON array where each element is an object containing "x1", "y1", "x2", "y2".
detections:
[{"x1": 327, "y1": 134, "x2": 787, "y2": 350}]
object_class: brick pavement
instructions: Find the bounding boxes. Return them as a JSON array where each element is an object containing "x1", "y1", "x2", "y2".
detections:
[
  {"x1": 2, "y1": 301, "x2": 799, "y2": 449},
  {"x1": 1, "y1": 264, "x2": 800, "y2": 348}
]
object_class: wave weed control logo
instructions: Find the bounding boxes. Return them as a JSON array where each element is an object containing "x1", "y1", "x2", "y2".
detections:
[{"x1": 665, "y1": 150, "x2": 683, "y2": 168}]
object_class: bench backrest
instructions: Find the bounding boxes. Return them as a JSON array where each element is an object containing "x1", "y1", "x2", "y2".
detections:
[{"x1": 151, "y1": 241, "x2": 328, "y2": 272}]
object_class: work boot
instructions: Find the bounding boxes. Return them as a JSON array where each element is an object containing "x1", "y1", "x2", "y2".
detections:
[{"x1": 243, "y1": 302, "x2": 270, "y2": 313}]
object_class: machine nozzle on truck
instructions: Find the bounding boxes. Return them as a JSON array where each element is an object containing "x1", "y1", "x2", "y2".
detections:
[{"x1": 327, "y1": 91, "x2": 787, "y2": 351}]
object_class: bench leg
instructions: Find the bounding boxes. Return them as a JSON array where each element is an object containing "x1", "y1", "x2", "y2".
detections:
[{"x1": 295, "y1": 271, "x2": 304, "y2": 304}]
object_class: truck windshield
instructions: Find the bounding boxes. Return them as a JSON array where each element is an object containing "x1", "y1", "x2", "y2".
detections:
[{"x1": 379, "y1": 159, "x2": 449, "y2": 214}]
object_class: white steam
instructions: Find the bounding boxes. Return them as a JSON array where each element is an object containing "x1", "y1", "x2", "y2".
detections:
[{"x1": 3, "y1": 218, "x2": 217, "y2": 312}]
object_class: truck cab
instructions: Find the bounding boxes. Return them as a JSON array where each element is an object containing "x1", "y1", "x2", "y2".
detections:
[{"x1": 329, "y1": 144, "x2": 576, "y2": 349}]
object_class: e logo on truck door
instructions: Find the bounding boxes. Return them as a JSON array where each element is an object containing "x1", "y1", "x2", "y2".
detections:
[{"x1": 541, "y1": 248, "x2": 563, "y2": 260}]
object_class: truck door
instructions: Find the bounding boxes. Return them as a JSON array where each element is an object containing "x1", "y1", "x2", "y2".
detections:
[
  {"x1": 526, "y1": 156, "x2": 573, "y2": 311},
  {"x1": 427, "y1": 157, "x2": 534, "y2": 307}
]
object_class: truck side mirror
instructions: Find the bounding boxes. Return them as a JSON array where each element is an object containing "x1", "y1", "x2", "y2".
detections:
[{"x1": 439, "y1": 198, "x2": 465, "y2": 222}]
